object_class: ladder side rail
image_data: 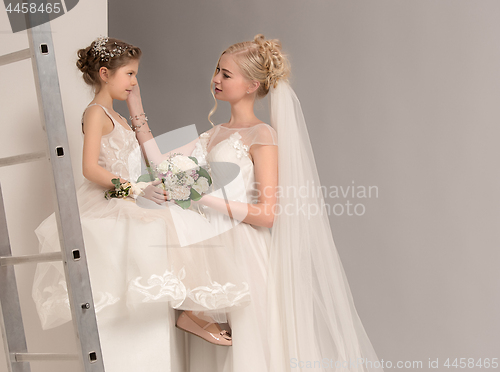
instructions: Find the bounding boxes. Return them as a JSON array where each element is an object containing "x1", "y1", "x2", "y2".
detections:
[
  {"x1": 0, "y1": 185, "x2": 31, "y2": 372},
  {"x1": 27, "y1": 12, "x2": 105, "y2": 372}
]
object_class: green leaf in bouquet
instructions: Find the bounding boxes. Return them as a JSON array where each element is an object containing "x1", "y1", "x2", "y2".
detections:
[
  {"x1": 146, "y1": 165, "x2": 156, "y2": 178},
  {"x1": 137, "y1": 173, "x2": 154, "y2": 183},
  {"x1": 188, "y1": 156, "x2": 199, "y2": 165},
  {"x1": 190, "y1": 187, "x2": 202, "y2": 201},
  {"x1": 175, "y1": 199, "x2": 191, "y2": 210},
  {"x1": 197, "y1": 168, "x2": 212, "y2": 185}
]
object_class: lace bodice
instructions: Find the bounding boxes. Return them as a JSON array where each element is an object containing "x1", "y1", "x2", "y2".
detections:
[
  {"x1": 82, "y1": 104, "x2": 142, "y2": 183},
  {"x1": 191, "y1": 123, "x2": 278, "y2": 205}
]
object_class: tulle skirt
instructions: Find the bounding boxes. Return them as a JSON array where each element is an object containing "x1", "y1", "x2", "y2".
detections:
[{"x1": 32, "y1": 179, "x2": 251, "y2": 330}]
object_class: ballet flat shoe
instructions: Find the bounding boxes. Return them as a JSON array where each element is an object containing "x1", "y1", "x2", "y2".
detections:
[{"x1": 176, "y1": 312, "x2": 232, "y2": 346}]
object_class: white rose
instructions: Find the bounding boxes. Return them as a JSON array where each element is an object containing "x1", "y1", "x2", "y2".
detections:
[
  {"x1": 170, "y1": 155, "x2": 199, "y2": 173},
  {"x1": 156, "y1": 160, "x2": 170, "y2": 174},
  {"x1": 192, "y1": 176, "x2": 209, "y2": 194}
]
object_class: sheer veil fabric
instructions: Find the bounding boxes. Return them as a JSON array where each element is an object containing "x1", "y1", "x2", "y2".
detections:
[{"x1": 267, "y1": 82, "x2": 384, "y2": 372}]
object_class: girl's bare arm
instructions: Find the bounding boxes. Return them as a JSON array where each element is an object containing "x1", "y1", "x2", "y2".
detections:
[{"x1": 82, "y1": 106, "x2": 127, "y2": 188}]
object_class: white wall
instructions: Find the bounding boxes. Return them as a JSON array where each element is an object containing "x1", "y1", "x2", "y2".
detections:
[{"x1": 0, "y1": 2, "x2": 106, "y2": 371}]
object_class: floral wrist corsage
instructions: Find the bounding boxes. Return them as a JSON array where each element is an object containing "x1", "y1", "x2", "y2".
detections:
[{"x1": 104, "y1": 178, "x2": 149, "y2": 200}]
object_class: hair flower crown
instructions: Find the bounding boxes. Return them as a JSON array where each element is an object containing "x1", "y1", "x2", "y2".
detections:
[{"x1": 92, "y1": 36, "x2": 128, "y2": 62}]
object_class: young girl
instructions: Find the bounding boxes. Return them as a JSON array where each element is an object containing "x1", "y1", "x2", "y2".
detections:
[
  {"x1": 128, "y1": 34, "x2": 385, "y2": 372},
  {"x1": 32, "y1": 37, "x2": 250, "y2": 371}
]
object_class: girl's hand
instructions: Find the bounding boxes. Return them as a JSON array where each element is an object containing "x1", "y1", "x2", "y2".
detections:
[
  {"x1": 142, "y1": 180, "x2": 168, "y2": 204},
  {"x1": 127, "y1": 82, "x2": 143, "y2": 107}
]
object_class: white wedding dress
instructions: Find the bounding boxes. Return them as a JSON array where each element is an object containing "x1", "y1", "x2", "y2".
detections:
[
  {"x1": 187, "y1": 123, "x2": 278, "y2": 372},
  {"x1": 187, "y1": 81, "x2": 384, "y2": 372},
  {"x1": 31, "y1": 104, "x2": 251, "y2": 372}
]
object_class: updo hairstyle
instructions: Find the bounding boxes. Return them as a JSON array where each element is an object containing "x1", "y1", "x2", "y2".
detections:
[
  {"x1": 209, "y1": 34, "x2": 291, "y2": 125},
  {"x1": 76, "y1": 37, "x2": 142, "y2": 93}
]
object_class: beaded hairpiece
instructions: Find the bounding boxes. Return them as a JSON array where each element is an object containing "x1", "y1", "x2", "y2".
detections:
[{"x1": 92, "y1": 36, "x2": 128, "y2": 62}]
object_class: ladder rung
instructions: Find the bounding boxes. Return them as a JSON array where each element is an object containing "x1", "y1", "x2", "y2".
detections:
[
  {"x1": 0, "y1": 48, "x2": 31, "y2": 67},
  {"x1": 0, "y1": 151, "x2": 46, "y2": 168},
  {"x1": 12, "y1": 352, "x2": 79, "y2": 362},
  {"x1": 0, "y1": 252, "x2": 62, "y2": 266}
]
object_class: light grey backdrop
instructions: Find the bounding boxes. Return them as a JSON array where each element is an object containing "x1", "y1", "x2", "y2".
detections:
[{"x1": 110, "y1": 0, "x2": 500, "y2": 369}]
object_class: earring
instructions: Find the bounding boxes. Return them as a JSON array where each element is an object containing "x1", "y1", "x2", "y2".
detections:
[{"x1": 246, "y1": 91, "x2": 250, "y2": 94}]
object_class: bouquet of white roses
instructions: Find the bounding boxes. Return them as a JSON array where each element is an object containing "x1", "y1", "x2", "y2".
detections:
[{"x1": 138, "y1": 153, "x2": 212, "y2": 209}]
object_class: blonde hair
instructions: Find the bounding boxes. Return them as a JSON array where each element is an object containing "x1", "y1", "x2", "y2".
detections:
[{"x1": 208, "y1": 34, "x2": 291, "y2": 126}]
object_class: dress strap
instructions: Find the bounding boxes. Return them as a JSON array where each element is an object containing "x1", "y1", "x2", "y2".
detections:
[
  {"x1": 87, "y1": 103, "x2": 110, "y2": 113},
  {"x1": 81, "y1": 103, "x2": 116, "y2": 133}
]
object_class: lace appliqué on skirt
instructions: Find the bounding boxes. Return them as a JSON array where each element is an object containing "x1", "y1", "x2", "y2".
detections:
[
  {"x1": 188, "y1": 274, "x2": 250, "y2": 310},
  {"x1": 128, "y1": 268, "x2": 187, "y2": 307},
  {"x1": 34, "y1": 278, "x2": 120, "y2": 329}
]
